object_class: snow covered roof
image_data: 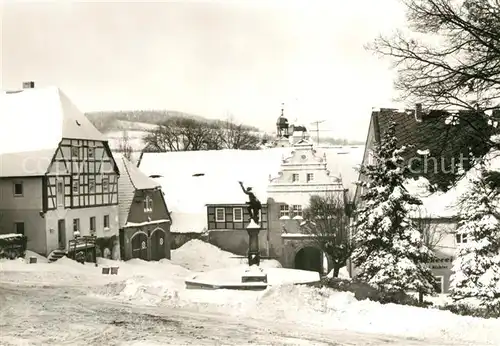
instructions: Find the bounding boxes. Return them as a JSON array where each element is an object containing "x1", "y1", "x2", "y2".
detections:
[
  {"x1": 114, "y1": 153, "x2": 162, "y2": 228},
  {"x1": 407, "y1": 150, "x2": 500, "y2": 218},
  {"x1": 0, "y1": 86, "x2": 106, "y2": 155},
  {"x1": 138, "y1": 146, "x2": 364, "y2": 216},
  {"x1": 0, "y1": 149, "x2": 55, "y2": 177}
]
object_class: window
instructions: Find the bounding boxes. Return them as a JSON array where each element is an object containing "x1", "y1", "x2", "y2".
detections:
[
  {"x1": 14, "y1": 222, "x2": 24, "y2": 235},
  {"x1": 72, "y1": 180, "x2": 79, "y2": 194},
  {"x1": 144, "y1": 196, "x2": 153, "y2": 212},
  {"x1": 56, "y1": 181, "x2": 64, "y2": 206},
  {"x1": 102, "y1": 177, "x2": 109, "y2": 192},
  {"x1": 292, "y1": 204, "x2": 303, "y2": 217},
  {"x1": 456, "y1": 233, "x2": 468, "y2": 244},
  {"x1": 73, "y1": 218, "x2": 80, "y2": 233},
  {"x1": 233, "y1": 208, "x2": 243, "y2": 222},
  {"x1": 434, "y1": 275, "x2": 444, "y2": 294},
  {"x1": 103, "y1": 215, "x2": 110, "y2": 229},
  {"x1": 280, "y1": 204, "x2": 290, "y2": 217},
  {"x1": 292, "y1": 173, "x2": 299, "y2": 182},
  {"x1": 215, "y1": 208, "x2": 225, "y2": 222},
  {"x1": 88, "y1": 147, "x2": 94, "y2": 158},
  {"x1": 13, "y1": 182, "x2": 23, "y2": 197},
  {"x1": 89, "y1": 217, "x2": 96, "y2": 235},
  {"x1": 71, "y1": 146, "x2": 79, "y2": 157},
  {"x1": 306, "y1": 173, "x2": 314, "y2": 182},
  {"x1": 89, "y1": 177, "x2": 95, "y2": 192}
]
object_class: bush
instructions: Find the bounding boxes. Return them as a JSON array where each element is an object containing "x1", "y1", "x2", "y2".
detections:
[
  {"x1": 321, "y1": 277, "x2": 427, "y2": 307},
  {"x1": 438, "y1": 303, "x2": 500, "y2": 319}
]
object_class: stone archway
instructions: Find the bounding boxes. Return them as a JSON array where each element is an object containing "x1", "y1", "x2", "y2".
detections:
[
  {"x1": 150, "y1": 228, "x2": 166, "y2": 261},
  {"x1": 294, "y1": 246, "x2": 323, "y2": 273},
  {"x1": 131, "y1": 232, "x2": 148, "y2": 260}
]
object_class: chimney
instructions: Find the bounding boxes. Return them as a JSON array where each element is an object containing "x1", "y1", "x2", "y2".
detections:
[
  {"x1": 22, "y1": 81, "x2": 35, "y2": 89},
  {"x1": 415, "y1": 103, "x2": 423, "y2": 122}
]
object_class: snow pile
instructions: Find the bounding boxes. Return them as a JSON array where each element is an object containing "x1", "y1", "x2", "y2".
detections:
[
  {"x1": 171, "y1": 239, "x2": 282, "y2": 272},
  {"x1": 187, "y1": 266, "x2": 319, "y2": 287},
  {"x1": 326, "y1": 266, "x2": 350, "y2": 279},
  {"x1": 0, "y1": 233, "x2": 24, "y2": 240},
  {"x1": 250, "y1": 285, "x2": 500, "y2": 344},
  {"x1": 24, "y1": 250, "x2": 49, "y2": 263}
]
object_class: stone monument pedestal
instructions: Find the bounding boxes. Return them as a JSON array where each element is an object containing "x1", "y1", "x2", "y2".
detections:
[
  {"x1": 246, "y1": 219, "x2": 261, "y2": 266},
  {"x1": 241, "y1": 219, "x2": 267, "y2": 283}
]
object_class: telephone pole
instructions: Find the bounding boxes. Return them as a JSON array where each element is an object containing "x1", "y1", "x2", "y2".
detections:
[{"x1": 310, "y1": 120, "x2": 326, "y2": 145}]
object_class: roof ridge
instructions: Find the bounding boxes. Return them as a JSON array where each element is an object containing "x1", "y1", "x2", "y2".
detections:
[{"x1": 121, "y1": 155, "x2": 137, "y2": 190}]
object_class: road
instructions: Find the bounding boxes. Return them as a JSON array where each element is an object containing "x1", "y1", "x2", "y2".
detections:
[{"x1": 0, "y1": 282, "x2": 456, "y2": 346}]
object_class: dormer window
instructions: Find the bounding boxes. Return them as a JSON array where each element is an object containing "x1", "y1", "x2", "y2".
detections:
[{"x1": 144, "y1": 196, "x2": 153, "y2": 213}]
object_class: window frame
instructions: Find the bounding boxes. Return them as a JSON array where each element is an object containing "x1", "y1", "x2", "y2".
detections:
[
  {"x1": 292, "y1": 173, "x2": 299, "y2": 182},
  {"x1": 280, "y1": 204, "x2": 290, "y2": 217},
  {"x1": 455, "y1": 233, "x2": 468, "y2": 245},
  {"x1": 292, "y1": 204, "x2": 303, "y2": 217},
  {"x1": 306, "y1": 173, "x2": 314, "y2": 182},
  {"x1": 143, "y1": 195, "x2": 153, "y2": 213},
  {"x1": 103, "y1": 215, "x2": 110, "y2": 229},
  {"x1": 102, "y1": 176, "x2": 109, "y2": 192},
  {"x1": 233, "y1": 207, "x2": 243, "y2": 222},
  {"x1": 13, "y1": 182, "x2": 23, "y2": 197},
  {"x1": 71, "y1": 146, "x2": 79, "y2": 158},
  {"x1": 215, "y1": 208, "x2": 225, "y2": 222},
  {"x1": 56, "y1": 180, "x2": 64, "y2": 206},
  {"x1": 88, "y1": 177, "x2": 96, "y2": 192},
  {"x1": 73, "y1": 218, "x2": 80, "y2": 233}
]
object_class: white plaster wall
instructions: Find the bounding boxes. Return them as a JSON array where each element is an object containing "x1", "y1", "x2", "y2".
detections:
[{"x1": 45, "y1": 205, "x2": 119, "y2": 254}]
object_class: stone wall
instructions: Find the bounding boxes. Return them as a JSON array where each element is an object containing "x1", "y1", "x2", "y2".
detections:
[{"x1": 208, "y1": 229, "x2": 270, "y2": 257}]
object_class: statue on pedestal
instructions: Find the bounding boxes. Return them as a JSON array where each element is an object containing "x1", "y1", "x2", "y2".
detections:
[{"x1": 238, "y1": 181, "x2": 262, "y2": 224}]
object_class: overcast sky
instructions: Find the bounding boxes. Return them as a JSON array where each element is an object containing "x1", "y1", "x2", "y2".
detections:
[{"x1": 1, "y1": 0, "x2": 407, "y2": 140}]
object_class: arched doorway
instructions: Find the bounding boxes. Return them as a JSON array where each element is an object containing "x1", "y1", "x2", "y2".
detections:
[
  {"x1": 150, "y1": 228, "x2": 166, "y2": 261},
  {"x1": 131, "y1": 232, "x2": 148, "y2": 260},
  {"x1": 294, "y1": 246, "x2": 323, "y2": 273}
]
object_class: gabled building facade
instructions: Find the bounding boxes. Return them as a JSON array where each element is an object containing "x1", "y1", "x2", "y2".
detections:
[
  {"x1": 115, "y1": 154, "x2": 171, "y2": 261},
  {"x1": 0, "y1": 84, "x2": 120, "y2": 260},
  {"x1": 353, "y1": 106, "x2": 497, "y2": 292},
  {"x1": 267, "y1": 138, "x2": 348, "y2": 218}
]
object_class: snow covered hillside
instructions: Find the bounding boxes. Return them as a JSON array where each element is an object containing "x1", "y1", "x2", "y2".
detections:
[{"x1": 1, "y1": 241, "x2": 499, "y2": 345}]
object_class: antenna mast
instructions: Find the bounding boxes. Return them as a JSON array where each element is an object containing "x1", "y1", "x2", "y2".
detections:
[{"x1": 310, "y1": 120, "x2": 326, "y2": 145}]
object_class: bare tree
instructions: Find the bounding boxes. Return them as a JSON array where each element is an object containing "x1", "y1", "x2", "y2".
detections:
[
  {"x1": 413, "y1": 208, "x2": 447, "y2": 251},
  {"x1": 143, "y1": 115, "x2": 260, "y2": 152},
  {"x1": 301, "y1": 192, "x2": 353, "y2": 278},
  {"x1": 143, "y1": 116, "x2": 219, "y2": 152},
  {"x1": 118, "y1": 130, "x2": 134, "y2": 161},
  {"x1": 369, "y1": 0, "x2": 500, "y2": 150},
  {"x1": 211, "y1": 114, "x2": 261, "y2": 150}
]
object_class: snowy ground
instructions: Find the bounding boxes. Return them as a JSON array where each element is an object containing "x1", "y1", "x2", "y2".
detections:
[{"x1": 1, "y1": 241, "x2": 499, "y2": 345}]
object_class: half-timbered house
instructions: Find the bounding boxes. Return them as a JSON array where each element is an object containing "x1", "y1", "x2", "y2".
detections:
[
  {"x1": 0, "y1": 83, "x2": 120, "y2": 261},
  {"x1": 115, "y1": 153, "x2": 171, "y2": 261}
]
